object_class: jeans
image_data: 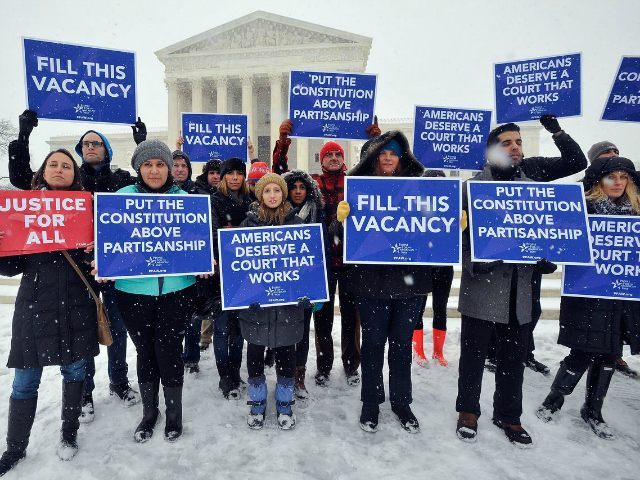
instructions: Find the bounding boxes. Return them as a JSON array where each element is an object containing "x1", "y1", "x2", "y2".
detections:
[
  {"x1": 12, "y1": 359, "x2": 87, "y2": 400},
  {"x1": 213, "y1": 312, "x2": 244, "y2": 373},
  {"x1": 182, "y1": 313, "x2": 201, "y2": 364}
]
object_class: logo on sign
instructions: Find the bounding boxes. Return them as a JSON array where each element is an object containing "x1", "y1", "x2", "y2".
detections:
[
  {"x1": 529, "y1": 106, "x2": 546, "y2": 116},
  {"x1": 146, "y1": 256, "x2": 169, "y2": 267},
  {"x1": 266, "y1": 286, "x2": 287, "y2": 297},
  {"x1": 611, "y1": 279, "x2": 636, "y2": 291},
  {"x1": 519, "y1": 242, "x2": 543, "y2": 254},
  {"x1": 322, "y1": 123, "x2": 339, "y2": 135},
  {"x1": 74, "y1": 104, "x2": 95, "y2": 115}
]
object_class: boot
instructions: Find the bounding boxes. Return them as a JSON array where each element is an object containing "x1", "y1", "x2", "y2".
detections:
[
  {"x1": 432, "y1": 328, "x2": 448, "y2": 367},
  {"x1": 391, "y1": 404, "x2": 420, "y2": 433},
  {"x1": 163, "y1": 386, "x2": 183, "y2": 442},
  {"x1": 359, "y1": 403, "x2": 379, "y2": 433},
  {"x1": 247, "y1": 376, "x2": 267, "y2": 430},
  {"x1": 456, "y1": 412, "x2": 478, "y2": 442},
  {"x1": 218, "y1": 366, "x2": 239, "y2": 400},
  {"x1": 615, "y1": 358, "x2": 638, "y2": 378},
  {"x1": 57, "y1": 381, "x2": 84, "y2": 461},
  {"x1": 229, "y1": 363, "x2": 246, "y2": 392},
  {"x1": 79, "y1": 393, "x2": 94, "y2": 424},
  {"x1": 536, "y1": 361, "x2": 586, "y2": 422},
  {"x1": 294, "y1": 366, "x2": 309, "y2": 400},
  {"x1": 109, "y1": 382, "x2": 141, "y2": 407},
  {"x1": 275, "y1": 377, "x2": 296, "y2": 430},
  {"x1": 581, "y1": 361, "x2": 615, "y2": 439},
  {"x1": 412, "y1": 329, "x2": 429, "y2": 367},
  {"x1": 526, "y1": 355, "x2": 551, "y2": 376},
  {"x1": 0, "y1": 397, "x2": 37, "y2": 476},
  {"x1": 134, "y1": 382, "x2": 160, "y2": 443},
  {"x1": 492, "y1": 418, "x2": 533, "y2": 447}
]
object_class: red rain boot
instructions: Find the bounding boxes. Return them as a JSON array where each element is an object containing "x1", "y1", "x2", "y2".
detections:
[
  {"x1": 412, "y1": 329, "x2": 429, "y2": 367},
  {"x1": 432, "y1": 328, "x2": 448, "y2": 367}
]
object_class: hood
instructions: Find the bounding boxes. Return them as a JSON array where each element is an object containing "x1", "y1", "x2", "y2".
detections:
[
  {"x1": 75, "y1": 130, "x2": 113, "y2": 167},
  {"x1": 282, "y1": 169, "x2": 325, "y2": 210},
  {"x1": 172, "y1": 149, "x2": 193, "y2": 180},
  {"x1": 583, "y1": 156, "x2": 640, "y2": 192},
  {"x1": 349, "y1": 130, "x2": 424, "y2": 177}
]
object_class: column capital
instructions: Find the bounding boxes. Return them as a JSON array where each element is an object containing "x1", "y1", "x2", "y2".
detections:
[
  {"x1": 191, "y1": 78, "x2": 204, "y2": 87},
  {"x1": 164, "y1": 77, "x2": 179, "y2": 90},
  {"x1": 240, "y1": 74, "x2": 255, "y2": 86},
  {"x1": 213, "y1": 76, "x2": 229, "y2": 87},
  {"x1": 268, "y1": 72, "x2": 284, "y2": 84}
]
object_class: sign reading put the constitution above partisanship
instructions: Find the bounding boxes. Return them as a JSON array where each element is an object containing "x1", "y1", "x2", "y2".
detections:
[
  {"x1": 23, "y1": 38, "x2": 136, "y2": 124},
  {"x1": 288, "y1": 70, "x2": 377, "y2": 140},
  {"x1": 181, "y1": 113, "x2": 248, "y2": 162},
  {"x1": 562, "y1": 215, "x2": 640, "y2": 301},
  {"x1": 468, "y1": 181, "x2": 593, "y2": 264},
  {"x1": 343, "y1": 177, "x2": 462, "y2": 265},
  {"x1": 602, "y1": 57, "x2": 640, "y2": 123},
  {"x1": 494, "y1": 53, "x2": 581, "y2": 123}
]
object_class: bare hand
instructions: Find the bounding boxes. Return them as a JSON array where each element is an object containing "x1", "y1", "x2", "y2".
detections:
[
  {"x1": 176, "y1": 131, "x2": 184, "y2": 149},
  {"x1": 248, "y1": 136, "x2": 255, "y2": 158},
  {"x1": 84, "y1": 241, "x2": 94, "y2": 254}
]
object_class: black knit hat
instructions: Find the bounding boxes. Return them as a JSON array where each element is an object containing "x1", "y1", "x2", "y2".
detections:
[
  {"x1": 202, "y1": 159, "x2": 222, "y2": 175},
  {"x1": 486, "y1": 123, "x2": 520, "y2": 146},
  {"x1": 220, "y1": 157, "x2": 247, "y2": 178},
  {"x1": 583, "y1": 156, "x2": 640, "y2": 191}
]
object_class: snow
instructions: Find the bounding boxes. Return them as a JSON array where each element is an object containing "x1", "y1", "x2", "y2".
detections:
[{"x1": 0, "y1": 295, "x2": 639, "y2": 479}]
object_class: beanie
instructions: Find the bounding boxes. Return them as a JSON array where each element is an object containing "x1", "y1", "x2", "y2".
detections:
[
  {"x1": 381, "y1": 139, "x2": 403, "y2": 156},
  {"x1": 130, "y1": 139, "x2": 173, "y2": 172},
  {"x1": 202, "y1": 159, "x2": 221, "y2": 175},
  {"x1": 486, "y1": 123, "x2": 520, "y2": 146},
  {"x1": 220, "y1": 157, "x2": 247, "y2": 178},
  {"x1": 247, "y1": 161, "x2": 269, "y2": 185},
  {"x1": 319, "y1": 141, "x2": 345, "y2": 161},
  {"x1": 587, "y1": 141, "x2": 619, "y2": 164},
  {"x1": 254, "y1": 173, "x2": 288, "y2": 203},
  {"x1": 583, "y1": 156, "x2": 640, "y2": 192}
]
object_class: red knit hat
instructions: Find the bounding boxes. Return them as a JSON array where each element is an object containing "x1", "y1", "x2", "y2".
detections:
[
  {"x1": 319, "y1": 141, "x2": 345, "y2": 161},
  {"x1": 247, "y1": 161, "x2": 269, "y2": 184}
]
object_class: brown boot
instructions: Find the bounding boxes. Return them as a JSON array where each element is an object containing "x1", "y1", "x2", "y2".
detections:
[
  {"x1": 294, "y1": 366, "x2": 309, "y2": 400},
  {"x1": 456, "y1": 412, "x2": 478, "y2": 442}
]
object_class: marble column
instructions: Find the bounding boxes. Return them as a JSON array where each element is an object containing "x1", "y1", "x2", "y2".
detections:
[
  {"x1": 269, "y1": 73, "x2": 283, "y2": 151},
  {"x1": 216, "y1": 76, "x2": 228, "y2": 113},
  {"x1": 191, "y1": 78, "x2": 204, "y2": 113},
  {"x1": 166, "y1": 78, "x2": 179, "y2": 147},
  {"x1": 296, "y1": 138, "x2": 309, "y2": 171},
  {"x1": 241, "y1": 74, "x2": 254, "y2": 154}
]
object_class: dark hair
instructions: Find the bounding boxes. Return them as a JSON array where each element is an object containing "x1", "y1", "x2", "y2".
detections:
[
  {"x1": 31, "y1": 149, "x2": 84, "y2": 191},
  {"x1": 486, "y1": 123, "x2": 520, "y2": 146}
]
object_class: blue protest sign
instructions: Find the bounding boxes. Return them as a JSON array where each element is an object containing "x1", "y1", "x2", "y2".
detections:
[
  {"x1": 218, "y1": 224, "x2": 329, "y2": 310},
  {"x1": 94, "y1": 193, "x2": 214, "y2": 278},
  {"x1": 412, "y1": 106, "x2": 492, "y2": 170},
  {"x1": 468, "y1": 181, "x2": 592, "y2": 264},
  {"x1": 494, "y1": 53, "x2": 581, "y2": 123},
  {"x1": 181, "y1": 113, "x2": 248, "y2": 162},
  {"x1": 343, "y1": 177, "x2": 461, "y2": 265},
  {"x1": 562, "y1": 215, "x2": 640, "y2": 301},
  {"x1": 602, "y1": 57, "x2": 640, "y2": 123},
  {"x1": 288, "y1": 70, "x2": 377, "y2": 140},
  {"x1": 23, "y1": 38, "x2": 136, "y2": 124}
]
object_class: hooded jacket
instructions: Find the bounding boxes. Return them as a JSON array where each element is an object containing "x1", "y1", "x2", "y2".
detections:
[
  {"x1": 172, "y1": 150, "x2": 195, "y2": 192},
  {"x1": 282, "y1": 169, "x2": 325, "y2": 224}
]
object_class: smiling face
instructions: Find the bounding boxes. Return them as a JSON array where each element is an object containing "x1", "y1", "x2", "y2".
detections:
[
  {"x1": 172, "y1": 157, "x2": 189, "y2": 183},
  {"x1": 262, "y1": 183, "x2": 283, "y2": 209},
  {"x1": 289, "y1": 180, "x2": 307, "y2": 206},
  {"x1": 43, "y1": 152, "x2": 75, "y2": 189},
  {"x1": 376, "y1": 149, "x2": 400, "y2": 176},
  {"x1": 321, "y1": 150, "x2": 344, "y2": 172},
  {"x1": 496, "y1": 131, "x2": 524, "y2": 165},
  {"x1": 81, "y1": 131, "x2": 106, "y2": 165},
  {"x1": 601, "y1": 170, "x2": 629, "y2": 200},
  {"x1": 139, "y1": 159, "x2": 169, "y2": 190}
]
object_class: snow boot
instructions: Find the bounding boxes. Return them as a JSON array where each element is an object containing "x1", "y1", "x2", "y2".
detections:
[
  {"x1": 109, "y1": 382, "x2": 141, "y2": 407},
  {"x1": 134, "y1": 382, "x2": 160, "y2": 443},
  {"x1": 526, "y1": 356, "x2": 551, "y2": 376},
  {"x1": 359, "y1": 403, "x2": 379, "y2": 433},
  {"x1": 345, "y1": 369, "x2": 360, "y2": 387},
  {"x1": 432, "y1": 328, "x2": 448, "y2": 367},
  {"x1": 79, "y1": 393, "x2": 94, "y2": 424},
  {"x1": 412, "y1": 329, "x2": 429, "y2": 367},
  {"x1": 184, "y1": 362, "x2": 200, "y2": 375},
  {"x1": 163, "y1": 386, "x2": 183, "y2": 442},
  {"x1": 314, "y1": 371, "x2": 330, "y2": 387},
  {"x1": 247, "y1": 376, "x2": 267, "y2": 430},
  {"x1": 275, "y1": 377, "x2": 296, "y2": 430},
  {"x1": 536, "y1": 361, "x2": 586, "y2": 422},
  {"x1": 57, "y1": 380, "x2": 84, "y2": 461},
  {"x1": 456, "y1": 412, "x2": 478, "y2": 442},
  {"x1": 615, "y1": 358, "x2": 638, "y2": 378},
  {"x1": 294, "y1": 367, "x2": 309, "y2": 400},
  {"x1": 0, "y1": 397, "x2": 37, "y2": 477},
  {"x1": 581, "y1": 361, "x2": 615, "y2": 439},
  {"x1": 492, "y1": 418, "x2": 533, "y2": 448},
  {"x1": 218, "y1": 366, "x2": 239, "y2": 400},
  {"x1": 391, "y1": 404, "x2": 420, "y2": 433}
]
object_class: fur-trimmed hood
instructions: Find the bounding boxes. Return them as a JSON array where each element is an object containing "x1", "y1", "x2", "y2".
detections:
[
  {"x1": 282, "y1": 169, "x2": 325, "y2": 223},
  {"x1": 349, "y1": 130, "x2": 424, "y2": 178}
]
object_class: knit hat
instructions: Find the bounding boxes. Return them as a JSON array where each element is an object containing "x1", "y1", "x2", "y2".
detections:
[
  {"x1": 131, "y1": 139, "x2": 173, "y2": 172},
  {"x1": 587, "y1": 141, "x2": 619, "y2": 164},
  {"x1": 381, "y1": 138, "x2": 403, "y2": 156},
  {"x1": 75, "y1": 130, "x2": 113, "y2": 165},
  {"x1": 171, "y1": 150, "x2": 193, "y2": 178},
  {"x1": 220, "y1": 157, "x2": 247, "y2": 178},
  {"x1": 202, "y1": 159, "x2": 221, "y2": 175},
  {"x1": 319, "y1": 141, "x2": 345, "y2": 161},
  {"x1": 486, "y1": 123, "x2": 520, "y2": 146},
  {"x1": 247, "y1": 161, "x2": 269, "y2": 185},
  {"x1": 254, "y1": 173, "x2": 288, "y2": 203},
  {"x1": 583, "y1": 156, "x2": 640, "y2": 192}
]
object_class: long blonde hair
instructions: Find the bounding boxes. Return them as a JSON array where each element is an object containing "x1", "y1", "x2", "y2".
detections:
[
  {"x1": 217, "y1": 176, "x2": 250, "y2": 197},
  {"x1": 257, "y1": 201, "x2": 291, "y2": 225},
  {"x1": 585, "y1": 178, "x2": 640, "y2": 212}
]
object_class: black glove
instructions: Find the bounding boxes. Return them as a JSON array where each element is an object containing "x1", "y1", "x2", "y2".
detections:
[
  {"x1": 249, "y1": 302, "x2": 262, "y2": 314},
  {"x1": 18, "y1": 109, "x2": 38, "y2": 143},
  {"x1": 131, "y1": 117, "x2": 147, "y2": 145},
  {"x1": 297, "y1": 296, "x2": 312, "y2": 310},
  {"x1": 472, "y1": 260, "x2": 504, "y2": 275},
  {"x1": 539, "y1": 114, "x2": 562, "y2": 135},
  {"x1": 534, "y1": 259, "x2": 557, "y2": 274}
]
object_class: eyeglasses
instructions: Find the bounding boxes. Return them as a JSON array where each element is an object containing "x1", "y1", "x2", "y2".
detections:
[{"x1": 82, "y1": 141, "x2": 104, "y2": 148}]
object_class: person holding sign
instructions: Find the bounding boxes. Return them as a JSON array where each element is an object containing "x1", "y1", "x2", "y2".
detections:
[
  {"x1": 337, "y1": 131, "x2": 429, "y2": 434},
  {"x1": 238, "y1": 173, "x2": 307, "y2": 430},
  {"x1": 537, "y1": 156, "x2": 640, "y2": 439},
  {"x1": 0, "y1": 149, "x2": 98, "y2": 475}
]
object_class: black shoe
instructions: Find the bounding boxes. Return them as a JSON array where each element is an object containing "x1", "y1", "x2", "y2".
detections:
[
  {"x1": 345, "y1": 370, "x2": 360, "y2": 387},
  {"x1": 109, "y1": 382, "x2": 141, "y2": 406},
  {"x1": 456, "y1": 412, "x2": 478, "y2": 442},
  {"x1": 314, "y1": 372, "x2": 330, "y2": 387},
  {"x1": 492, "y1": 418, "x2": 533, "y2": 447},
  {"x1": 184, "y1": 363, "x2": 200, "y2": 375},
  {"x1": 536, "y1": 391, "x2": 564, "y2": 423},
  {"x1": 580, "y1": 405, "x2": 614, "y2": 439},
  {"x1": 0, "y1": 397, "x2": 37, "y2": 476},
  {"x1": 219, "y1": 373, "x2": 239, "y2": 400},
  {"x1": 615, "y1": 359, "x2": 638, "y2": 378},
  {"x1": 0, "y1": 450, "x2": 26, "y2": 477},
  {"x1": 484, "y1": 358, "x2": 497, "y2": 373},
  {"x1": 163, "y1": 386, "x2": 183, "y2": 442},
  {"x1": 391, "y1": 404, "x2": 420, "y2": 433},
  {"x1": 134, "y1": 382, "x2": 160, "y2": 443},
  {"x1": 58, "y1": 381, "x2": 84, "y2": 460},
  {"x1": 526, "y1": 357, "x2": 551, "y2": 376},
  {"x1": 79, "y1": 393, "x2": 94, "y2": 424},
  {"x1": 359, "y1": 403, "x2": 379, "y2": 433}
]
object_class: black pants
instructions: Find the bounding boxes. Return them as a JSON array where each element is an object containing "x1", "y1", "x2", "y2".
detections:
[
  {"x1": 246, "y1": 343, "x2": 296, "y2": 379},
  {"x1": 456, "y1": 314, "x2": 529, "y2": 425},
  {"x1": 116, "y1": 286, "x2": 196, "y2": 387},
  {"x1": 295, "y1": 308, "x2": 312, "y2": 368},
  {"x1": 313, "y1": 267, "x2": 360, "y2": 375},
  {"x1": 565, "y1": 349, "x2": 617, "y2": 371},
  {"x1": 415, "y1": 266, "x2": 454, "y2": 331}
]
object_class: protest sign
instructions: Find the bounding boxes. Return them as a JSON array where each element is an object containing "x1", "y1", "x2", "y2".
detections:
[
  {"x1": 181, "y1": 113, "x2": 248, "y2": 162},
  {"x1": 562, "y1": 215, "x2": 640, "y2": 301},
  {"x1": 94, "y1": 193, "x2": 214, "y2": 278},
  {"x1": 602, "y1": 57, "x2": 640, "y2": 122},
  {"x1": 288, "y1": 70, "x2": 376, "y2": 140},
  {"x1": 0, "y1": 191, "x2": 93, "y2": 257},
  {"x1": 343, "y1": 177, "x2": 461, "y2": 265},
  {"x1": 412, "y1": 106, "x2": 491, "y2": 170},
  {"x1": 494, "y1": 53, "x2": 581, "y2": 123},
  {"x1": 23, "y1": 38, "x2": 136, "y2": 124},
  {"x1": 218, "y1": 224, "x2": 329, "y2": 310},
  {"x1": 468, "y1": 181, "x2": 592, "y2": 264}
]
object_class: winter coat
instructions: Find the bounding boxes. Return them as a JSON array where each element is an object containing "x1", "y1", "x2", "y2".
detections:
[
  {"x1": 0, "y1": 249, "x2": 99, "y2": 369},
  {"x1": 192, "y1": 176, "x2": 216, "y2": 196},
  {"x1": 237, "y1": 204, "x2": 306, "y2": 348},
  {"x1": 518, "y1": 131, "x2": 587, "y2": 182},
  {"x1": 210, "y1": 189, "x2": 254, "y2": 259},
  {"x1": 346, "y1": 131, "x2": 432, "y2": 299},
  {"x1": 282, "y1": 169, "x2": 325, "y2": 225},
  {"x1": 114, "y1": 184, "x2": 196, "y2": 296}
]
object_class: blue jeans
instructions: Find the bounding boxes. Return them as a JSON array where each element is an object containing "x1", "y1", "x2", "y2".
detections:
[
  {"x1": 213, "y1": 312, "x2": 244, "y2": 373},
  {"x1": 182, "y1": 313, "x2": 201, "y2": 364},
  {"x1": 12, "y1": 359, "x2": 87, "y2": 400},
  {"x1": 85, "y1": 287, "x2": 129, "y2": 394}
]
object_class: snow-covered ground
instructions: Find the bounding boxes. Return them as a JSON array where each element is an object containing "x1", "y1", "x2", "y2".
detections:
[{"x1": 0, "y1": 296, "x2": 638, "y2": 480}]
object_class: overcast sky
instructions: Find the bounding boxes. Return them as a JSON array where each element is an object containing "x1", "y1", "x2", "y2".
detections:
[{"x1": 1, "y1": 0, "x2": 638, "y2": 177}]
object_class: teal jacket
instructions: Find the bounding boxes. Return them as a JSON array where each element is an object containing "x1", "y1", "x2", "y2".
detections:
[{"x1": 114, "y1": 184, "x2": 197, "y2": 296}]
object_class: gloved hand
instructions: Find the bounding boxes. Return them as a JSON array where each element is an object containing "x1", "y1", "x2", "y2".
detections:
[
  {"x1": 461, "y1": 210, "x2": 468, "y2": 232},
  {"x1": 472, "y1": 260, "x2": 504, "y2": 275},
  {"x1": 312, "y1": 302, "x2": 324, "y2": 313},
  {"x1": 18, "y1": 109, "x2": 38, "y2": 143},
  {"x1": 297, "y1": 297, "x2": 312, "y2": 310},
  {"x1": 279, "y1": 119, "x2": 293, "y2": 141},
  {"x1": 337, "y1": 201, "x2": 351, "y2": 223},
  {"x1": 249, "y1": 302, "x2": 262, "y2": 314},
  {"x1": 131, "y1": 117, "x2": 147, "y2": 145},
  {"x1": 365, "y1": 115, "x2": 381, "y2": 138},
  {"x1": 539, "y1": 114, "x2": 562, "y2": 135},
  {"x1": 534, "y1": 258, "x2": 557, "y2": 274}
]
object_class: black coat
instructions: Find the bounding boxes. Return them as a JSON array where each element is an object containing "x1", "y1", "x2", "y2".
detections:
[
  {"x1": 210, "y1": 189, "x2": 254, "y2": 259},
  {"x1": 0, "y1": 250, "x2": 99, "y2": 369}
]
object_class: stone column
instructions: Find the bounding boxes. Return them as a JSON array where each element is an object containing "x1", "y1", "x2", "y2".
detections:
[
  {"x1": 241, "y1": 74, "x2": 254, "y2": 153},
  {"x1": 191, "y1": 78, "x2": 204, "y2": 113},
  {"x1": 269, "y1": 73, "x2": 283, "y2": 150},
  {"x1": 166, "y1": 78, "x2": 179, "y2": 147},
  {"x1": 297, "y1": 138, "x2": 309, "y2": 171},
  {"x1": 215, "y1": 76, "x2": 228, "y2": 113}
]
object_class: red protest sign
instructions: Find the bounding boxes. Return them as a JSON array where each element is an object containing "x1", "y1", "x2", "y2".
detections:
[{"x1": 0, "y1": 190, "x2": 94, "y2": 256}]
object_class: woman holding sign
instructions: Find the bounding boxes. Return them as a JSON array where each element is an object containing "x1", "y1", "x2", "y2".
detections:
[
  {"x1": 0, "y1": 149, "x2": 98, "y2": 475},
  {"x1": 537, "y1": 156, "x2": 640, "y2": 439}
]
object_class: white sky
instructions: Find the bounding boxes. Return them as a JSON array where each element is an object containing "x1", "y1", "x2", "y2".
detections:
[{"x1": 1, "y1": 0, "x2": 639, "y2": 176}]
